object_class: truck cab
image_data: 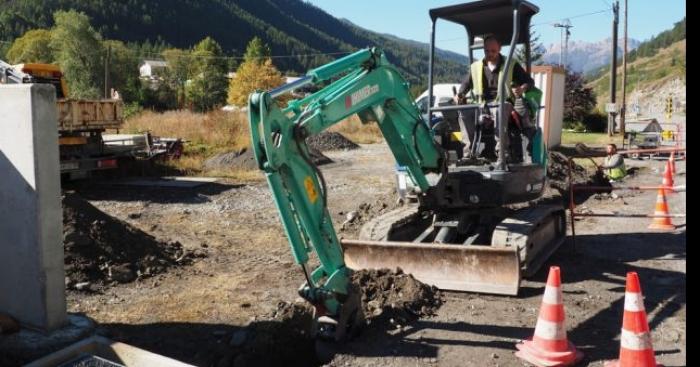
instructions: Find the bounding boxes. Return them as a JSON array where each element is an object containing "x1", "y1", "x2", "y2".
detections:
[
  {"x1": 12, "y1": 63, "x2": 69, "y2": 99},
  {"x1": 1, "y1": 60, "x2": 126, "y2": 180}
]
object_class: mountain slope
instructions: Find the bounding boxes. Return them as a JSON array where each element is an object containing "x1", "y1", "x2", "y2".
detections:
[
  {"x1": 543, "y1": 37, "x2": 640, "y2": 74},
  {"x1": 587, "y1": 39, "x2": 685, "y2": 117},
  {"x1": 0, "y1": 0, "x2": 468, "y2": 85}
]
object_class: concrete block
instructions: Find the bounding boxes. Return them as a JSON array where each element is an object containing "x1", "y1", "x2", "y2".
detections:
[{"x1": 0, "y1": 84, "x2": 66, "y2": 331}]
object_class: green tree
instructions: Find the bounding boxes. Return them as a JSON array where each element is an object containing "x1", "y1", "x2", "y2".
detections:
[
  {"x1": 515, "y1": 27, "x2": 546, "y2": 69},
  {"x1": 103, "y1": 40, "x2": 140, "y2": 102},
  {"x1": 162, "y1": 48, "x2": 192, "y2": 108},
  {"x1": 563, "y1": 71, "x2": 596, "y2": 124},
  {"x1": 228, "y1": 38, "x2": 285, "y2": 107},
  {"x1": 186, "y1": 37, "x2": 229, "y2": 112},
  {"x1": 6, "y1": 29, "x2": 53, "y2": 64},
  {"x1": 243, "y1": 36, "x2": 271, "y2": 64},
  {"x1": 50, "y1": 10, "x2": 104, "y2": 99}
]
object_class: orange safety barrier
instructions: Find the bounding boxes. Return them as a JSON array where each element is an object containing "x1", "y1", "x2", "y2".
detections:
[{"x1": 565, "y1": 147, "x2": 686, "y2": 250}]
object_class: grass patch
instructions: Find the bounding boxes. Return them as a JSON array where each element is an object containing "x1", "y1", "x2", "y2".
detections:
[
  {"x1": 124, "y1": 110, "x2": 253, "y2": 177},
  {"x1": 329, "y1": 115, "x2": 384, "y2": 144},
  {"x1": 561, "y1": 131, "x2": 624, "y2": 146},
  {"x1": 123, "y1": 110, "x2": 384, "y2": 178}
]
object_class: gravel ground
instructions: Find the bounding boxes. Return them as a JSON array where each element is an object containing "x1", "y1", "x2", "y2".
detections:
[{"x1": 8, "y1": 144, "x2": 681, "y2": 367}]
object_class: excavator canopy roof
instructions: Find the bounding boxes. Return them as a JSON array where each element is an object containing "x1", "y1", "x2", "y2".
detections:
[{"x1": 429, "y1": 0, "x2": 539, "y2": 47}]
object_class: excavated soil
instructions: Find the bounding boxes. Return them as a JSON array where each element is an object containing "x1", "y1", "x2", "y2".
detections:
[
  {"x1": 221, "y1": 268, "x2": 442, "y2": 366},
  {"x1": 204, "y1": 147, "x2": 332, "y2": 171},
  {"x1": 353, "y1": 268, "x2": 443, "y2": 327},
  {"x1": 62, "y1": 192, "x2": 203, "y2": 290},
  {"x1": 547, "y1": 151, "x2": 596, "y2": 192},
  {"x1": 306, "y1": 132, "x2": 360, "y2": 152}
]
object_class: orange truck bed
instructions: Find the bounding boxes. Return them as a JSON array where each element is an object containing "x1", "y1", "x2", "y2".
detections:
[{"x1": 57, "y1": 99, "x2": 124, "y2": 131}]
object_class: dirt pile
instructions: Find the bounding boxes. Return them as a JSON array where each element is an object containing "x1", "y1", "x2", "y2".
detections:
[
  {"x1": 63, "y1": 193, "x2": 203, "y2": 290},
  {"x1": 204, "y1": 148, "x2": 258, "y2": 171},
  {"x1": 352, "y1": 268, "x2": 442, "y2": 327},
  {"x1": 204, "y1": 147, "x2": 332, "y2": 171},
  {"x1": 547, "y1": 150, "x2": 608, "y2": 195},
  {"x1": 229, "y1": 268, "x2": 442, "y2": 366},
  {"x1": 306, "y1": 132, "x2": 360, "y2": 152}
]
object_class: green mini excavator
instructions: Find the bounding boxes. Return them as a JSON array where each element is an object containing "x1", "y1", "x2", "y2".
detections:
[{"x1": 248, "y1": 0, "x2": 566, "y2": 346}]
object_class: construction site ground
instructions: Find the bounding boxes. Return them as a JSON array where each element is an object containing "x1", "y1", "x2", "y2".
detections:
[{"x1": 64, "y1": 143, "x2": 685, "y2": 367}]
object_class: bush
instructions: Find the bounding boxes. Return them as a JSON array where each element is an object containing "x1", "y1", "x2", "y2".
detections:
[
  {"x1": 582, "y1": 111, "x2": 608, "y2": 133},
  {"x1": 123, "y1": 102, "x2": 144, "y2": 120},
  {"x1": 139, "y1": 82, "x2": 178, "y2": 111}
]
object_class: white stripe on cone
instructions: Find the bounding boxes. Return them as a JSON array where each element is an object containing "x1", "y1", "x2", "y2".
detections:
[
  {"x1": 624, "y1": 292, "x2": 645, "y2": 312},
  {"x1": 534, "y1": 318, "x2": 567, "y2": 341},
  {"x1": 620, "y1": 328, "x2": 653, "y2": 350},
  {"x1": 542, "y1": 285, "x2": 562, "y2": 305}
]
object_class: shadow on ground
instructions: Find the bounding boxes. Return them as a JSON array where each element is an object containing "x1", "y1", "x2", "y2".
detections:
[
  {"x1": 65, "y1": 181, "x2": 242, "y2": 204},
  {"x1": 100, "y1": 319, "x2": 319, "y2": 367},
  {"x1": 524, "y1": 230, "x2": 686, "y2": 364}
]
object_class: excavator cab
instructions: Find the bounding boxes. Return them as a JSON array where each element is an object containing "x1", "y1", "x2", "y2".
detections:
[{"x1": 346, "y1": 0, "x2": 567, "y2": 295}]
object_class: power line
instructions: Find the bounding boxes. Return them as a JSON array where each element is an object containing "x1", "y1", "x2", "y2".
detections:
[
  {"x1": 532, "y1": 8, "x2": 610, "y2": 27},
  {"x1": 143, "y1": 50, "x2": 354, "y2": 61},
  {"x1": 0, "y1": 39, "x2": 354, "y2": 61},
  {"x1": 435, "y1": 8, "x2": 612, "y2": 44}
]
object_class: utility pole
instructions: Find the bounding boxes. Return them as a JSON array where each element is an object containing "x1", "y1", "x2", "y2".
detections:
[
  {"x1": 620, "y1": 0, "x2": 628, "y2": 136},
  {"x1": 553, "y1": 20, "x2": 573, "y2": 68},
  {"x1": 564, "y1": 26, "x2": 572, "y2": 68},
  {"x1": 104, "y1": 45, "x2": 111, "y2": 99},
  {"x1": 608, "y1": 1, "x2": 620, "y2": 136}
]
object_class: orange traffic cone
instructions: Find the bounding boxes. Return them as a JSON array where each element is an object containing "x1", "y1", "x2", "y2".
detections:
[
  {"x1": 604, "y1": 272, "x2": 664, "y2": 367},
  {"x1": 648, "y1": 189, "x2": 675, "y2": 231},
  {"x1": 515, "y1": 266, "x2": 583, "y2": 367},
  {"x1": 661, "y1": 161, "x2": 674, "y2": 194}
]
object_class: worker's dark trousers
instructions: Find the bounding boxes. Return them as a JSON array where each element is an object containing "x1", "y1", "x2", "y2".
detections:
[
  {"x1": 457, "y1": 108, "x2": 477, "y2": 156},
  {"x1": 507, "y1": 121, "x2": 539, "y2": 163},
  {"x1": 456, "y1": 104, "x2": 506, "y2": 159},
  {"x1": 522, "y1": 126, "x2": 537, "y2": 158},
  {"x1": 486, "y1": 103, "x2": 514, "y2": 160},
  {"x1": 508, "y1": 123, "x2": 524, "y2": 163}
]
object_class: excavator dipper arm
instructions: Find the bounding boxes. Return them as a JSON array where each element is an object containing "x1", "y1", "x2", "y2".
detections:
[{"x1": 247, "y1": 48, "x2": 442, "y2": 340}]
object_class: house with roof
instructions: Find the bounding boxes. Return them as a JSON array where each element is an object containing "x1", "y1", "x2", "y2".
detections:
[{"x1": 139, "y1": 60, "x2": 168, "y2": 80}]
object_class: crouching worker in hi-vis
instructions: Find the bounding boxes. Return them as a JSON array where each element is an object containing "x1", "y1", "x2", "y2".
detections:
[{"x1": 600, "y1": 143, "x2": 627, "y2": 182}]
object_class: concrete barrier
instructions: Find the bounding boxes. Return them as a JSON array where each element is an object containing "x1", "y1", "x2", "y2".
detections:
[{"x1": 0, "y1": 84, "x2": 66, "y2": 331}]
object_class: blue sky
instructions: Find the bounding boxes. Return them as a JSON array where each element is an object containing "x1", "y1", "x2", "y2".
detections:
[{"x1": 306, "y1": 1, "x2": 686, "y2": 55}]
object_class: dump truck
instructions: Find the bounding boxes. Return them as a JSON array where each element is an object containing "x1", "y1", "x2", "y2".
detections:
[{"x1": 2, "y1": 61, "x2": 128, "y2": 179}]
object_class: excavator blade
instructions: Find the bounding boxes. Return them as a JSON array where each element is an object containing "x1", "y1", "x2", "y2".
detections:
[{"x1": 341, "y1": 239, "x2": 521, "y2": 295}]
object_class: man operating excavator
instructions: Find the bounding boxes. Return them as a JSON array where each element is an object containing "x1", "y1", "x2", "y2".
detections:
[{"x1": 453, "y1": 35, "x2": 535, "y2": 163}]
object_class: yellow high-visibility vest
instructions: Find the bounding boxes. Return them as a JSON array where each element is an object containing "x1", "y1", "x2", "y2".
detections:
[{"x1": 470, "y1": 57, "x2": 515, "y2": 103}]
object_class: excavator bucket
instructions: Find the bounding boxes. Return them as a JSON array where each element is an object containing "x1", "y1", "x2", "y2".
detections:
[{"x1": 341, "y1": 239, "x2": 521, "y2": 295}]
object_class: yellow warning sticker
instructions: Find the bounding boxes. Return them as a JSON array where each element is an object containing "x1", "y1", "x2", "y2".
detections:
[
  {"x1": 304, "y1": 176, "x2": 318, "y2": 203},
  {"x1": 661, "y1": 130, "x2": 674, "y2": 140}
]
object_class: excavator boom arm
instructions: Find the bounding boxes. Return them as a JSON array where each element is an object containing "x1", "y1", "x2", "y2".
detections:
[{"x1": 248, "y1": 48, "x2": 442, "y2": 319}]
